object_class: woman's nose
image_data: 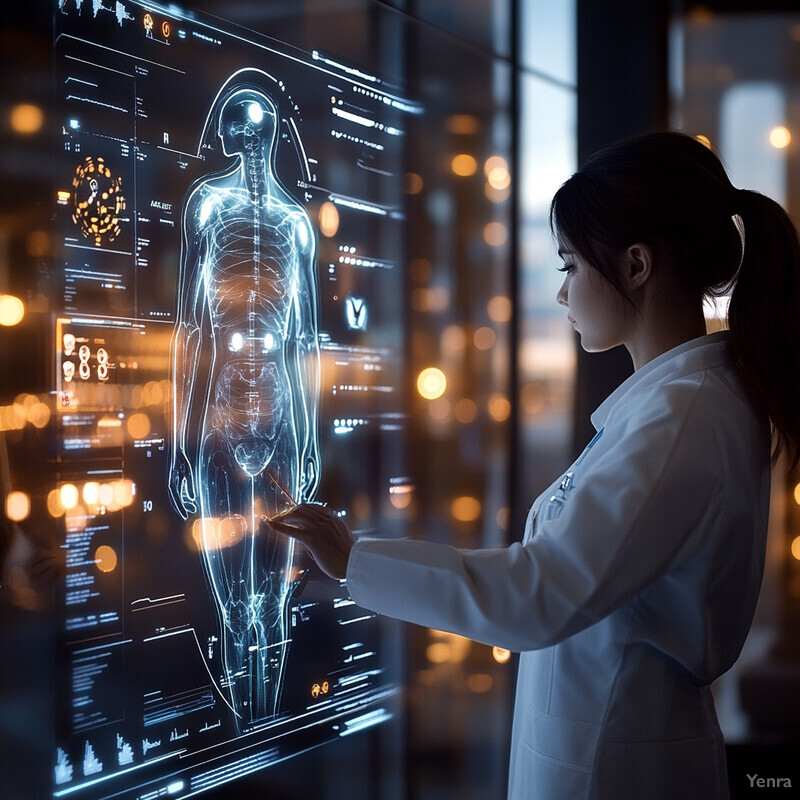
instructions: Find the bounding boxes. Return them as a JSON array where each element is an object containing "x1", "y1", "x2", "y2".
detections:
[{"x1": 556, "y1": 279, "x2": 568, "y2": 307}]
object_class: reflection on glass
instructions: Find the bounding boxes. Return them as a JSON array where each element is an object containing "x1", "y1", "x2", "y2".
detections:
[{"x1": 168, "y1": 83, "x2": 320, "y2": 728}]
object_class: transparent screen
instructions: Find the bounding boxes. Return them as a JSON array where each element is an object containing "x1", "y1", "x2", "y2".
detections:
[{"x1": 49, "y1": 2, "x2": 413, "y2": 797}]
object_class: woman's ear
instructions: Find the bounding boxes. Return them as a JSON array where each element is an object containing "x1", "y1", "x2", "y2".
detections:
[{"x1": 623, "y1": 243, "x2": 653, "y2": 292}]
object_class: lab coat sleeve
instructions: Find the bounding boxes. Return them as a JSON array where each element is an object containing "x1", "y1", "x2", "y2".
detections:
[{"x1": 346, "y1": 379, "x2": 724, "y2": 652}]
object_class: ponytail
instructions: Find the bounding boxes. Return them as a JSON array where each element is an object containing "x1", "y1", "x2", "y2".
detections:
[{"x1": 729, "y1": 190, "x2": 800, "y2": 472}]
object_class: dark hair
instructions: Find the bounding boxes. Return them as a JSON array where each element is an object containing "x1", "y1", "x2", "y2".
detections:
[{"x1": 550, "y1": 131, "x2": 800, "y2": 471}]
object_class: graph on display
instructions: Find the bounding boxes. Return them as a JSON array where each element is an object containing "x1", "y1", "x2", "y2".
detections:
[{"x1": 52, "y1": 1, "x2": 416, "y2": 797}]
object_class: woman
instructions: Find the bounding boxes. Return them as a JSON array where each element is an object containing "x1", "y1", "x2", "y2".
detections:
[{"x1": 261, "y1": 132, "x2": 800, "y2": 799}]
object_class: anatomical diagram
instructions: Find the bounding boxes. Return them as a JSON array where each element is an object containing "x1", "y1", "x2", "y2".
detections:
[{"x1": 168, "y1": 85, "x2": 320, "y2": 728}]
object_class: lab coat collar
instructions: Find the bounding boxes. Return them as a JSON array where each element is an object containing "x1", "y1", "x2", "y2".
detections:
[{"x1": 590, "y1": 331, "x2": 733, "y2": 431}]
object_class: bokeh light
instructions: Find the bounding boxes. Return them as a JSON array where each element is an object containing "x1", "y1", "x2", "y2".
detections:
[
  {"x1": 404, "y1": 172, "x2": 424, "y2": 194},
  {"x1": 474, "y1": 326, "x2": 496, "y2": 350},
  {"x1": 791, "y1": 535, "x2": 800, "y2": 562},
  {"x1": 318, "y1": 201, "x2": 340, "y2": 237},
  {"x1": 389, "y1": 489, "x2": 412, "y2": 510},
  {"x1": 483, "y1": 221, "x2": 508, "y2": 247},
  {"x1": 769, "y1": 125, "x2": 791, "y2": 149},
  {"x1": 468, "y1": 673, "x2": 493, "y2": 693},
  {"x1": 0, "y1": 295, "x2": 25, "y2": 326},
  {"x1": 47, "y1": 488, "x2": 66, "y2": 517},
  {"x1": 428, "y1": 397, "x2": 451, "y2": 421},
  {"x1": 487, "y1": 295, "x2": 512, "y2": 323},
  {"x1": 484, "y1": 155, "x2": 510, "y2": 191},
  {"x1": 488, "y1": 394, "x2": 511, "y2": 422},
  {"x1": 426, "y1": 642, "x2": 451, "y2": 664},
  {"x1": 451, "y1": 153, "x2": 478, "y2": 177},
  {"x1": 454, "y1": 398, "x2": 477, "y2": 424},
  {"x1": 95, "y1": 545, "x2": 118, "y2": 573},
  {"x1": 412, "y1": 286, "x2": 450, "y2": 313},
  {"x1": 441, "y1": 324, "x2": 467, "y2": 355},
  {"x1": 27, "y1": 401, "x2": 51, "y2": 428},
  {"x1": 446, "y1": 114, "x2": 479, "y2": 135},
  {"x1": 451, "y1": 495, "x2": 481, "y2": 523},
  {"x1": 192, "y1": 515, "x2": 247, "y2": 551},
  {"x1": 83, "y1": 481, "x2": 101, "y2": 505},
  {"x1": 485, "y1": 182, "x2": 511, "y2": 203},
  {"x1": 5, "y1": 491, "x2": 31, "y2": 522},
  {"x1": 113, "y1": 479, "x2": 135, "y2": 507},
  {"x1": 65, "y1": 503, "x2": 88, "y2": 533},
  {"x1": 98, "y1": 483, "x2": 114, "y2": 507},
  {"x1": 417, "y1": 367, "x2": 447, "y2": 400},
  {"x1": 10, "y1": 103, "x2": 43, "y2": 135},
  {"x1": 126, "y1": 412, "x2": 151, "y2": 439},
  {"x1": 60, "y1": 483, "x2": 80, "y2": 510},
  {"x1": 427, "y1": 630, "x2": 471, "y2": 664}
]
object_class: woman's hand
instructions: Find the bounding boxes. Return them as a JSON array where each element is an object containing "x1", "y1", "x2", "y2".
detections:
[{"x1": 261, "y1": 504, "x2": 355, "y2": 581}]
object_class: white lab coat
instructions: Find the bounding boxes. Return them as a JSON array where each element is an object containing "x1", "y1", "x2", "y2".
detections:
[{"x1": 346, "y1": 332, "x2": 771, "y2": 799}]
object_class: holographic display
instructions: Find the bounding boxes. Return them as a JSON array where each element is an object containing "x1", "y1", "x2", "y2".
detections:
[
  {"x1": 51, "y1": 2, "x2": 416, "y2": 798},
  {"x1": 168, "y1": 82, "x2": 320, "y2": 728}
]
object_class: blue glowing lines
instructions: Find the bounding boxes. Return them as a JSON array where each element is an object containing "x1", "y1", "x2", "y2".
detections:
[
  {"x1": 339, "y1": 708, "x2": 392, "y2": 737},
  {"x1": 52, "y1": 751, "x2": 181, "y2": 798},
  {"x1": 143, "y1": 686, "x2": 216, "y2": 727},
  {"x1": 196, "y1": 68, "x2": 313, "y2": 184},
  {"x1": 168, "y1": 80, "x2": 321, "y2": 730}
]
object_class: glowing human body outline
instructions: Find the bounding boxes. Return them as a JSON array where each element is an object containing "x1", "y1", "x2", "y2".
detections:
[{"x1": 168, "y1": 82, "x2": 320, "y2": 728}]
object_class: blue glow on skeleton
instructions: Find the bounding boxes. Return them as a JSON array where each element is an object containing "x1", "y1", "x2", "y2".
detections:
[{"x1": 168, "y1": 83, "x2": 320, "y2": 730}]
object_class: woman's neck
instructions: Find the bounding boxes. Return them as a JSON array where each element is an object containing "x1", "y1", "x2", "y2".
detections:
[{"x1": 625, "y1": 292, "x2": 707, "y2": 371}]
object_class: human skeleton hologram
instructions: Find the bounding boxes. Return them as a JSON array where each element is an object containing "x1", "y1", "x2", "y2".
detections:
[{"x1": 168, "y1": 82, "x2": 321, "y2": 727}]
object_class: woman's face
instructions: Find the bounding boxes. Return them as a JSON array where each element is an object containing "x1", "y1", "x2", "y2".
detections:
[{"x1": 555, "y1": 239, "x2": 631, "y2": 353}]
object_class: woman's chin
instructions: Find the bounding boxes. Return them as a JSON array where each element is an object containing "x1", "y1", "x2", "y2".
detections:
[{"x1": 578, "y1": 336, "x2": 615, "y2": 354}]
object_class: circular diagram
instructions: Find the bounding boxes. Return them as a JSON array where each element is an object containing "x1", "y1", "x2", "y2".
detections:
[{"x1": 71, "y1": 156, "x2": 126, "y2": 246}]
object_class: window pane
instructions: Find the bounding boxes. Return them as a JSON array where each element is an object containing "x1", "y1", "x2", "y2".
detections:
[
  {"x1": 520, "y1": 0, "x2": 576, "y2": 86},
  {"x1": 517, "y1": 73, "x2": 577, "y2": 516}
]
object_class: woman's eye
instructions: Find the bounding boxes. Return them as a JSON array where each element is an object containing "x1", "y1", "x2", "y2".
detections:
[{"x1": 557, "y1": 264, "x2": 574, "y2": 275}]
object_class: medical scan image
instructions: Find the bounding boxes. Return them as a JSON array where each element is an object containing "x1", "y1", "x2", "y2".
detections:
[{"x1": 168, "y1": 83, "x2": 321, "y2": 728}]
